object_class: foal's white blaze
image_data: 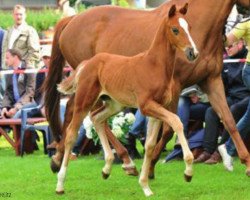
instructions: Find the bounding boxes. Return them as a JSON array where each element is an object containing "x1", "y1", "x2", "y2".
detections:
[{"x1": 178, "y1": 17, "x2": 199, "y2": 55}]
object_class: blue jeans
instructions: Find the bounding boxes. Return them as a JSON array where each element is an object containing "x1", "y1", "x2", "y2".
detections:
[
  {"x1": 13, "y1": 102, "x2": 38, "y2": 119},
  {"x1": 129, "y1": 109, "x2": 148, "y2": 137},
  {"x1": 226, "y1": 63, "x2": 250, "y2": 156},
  {"x1": 177, "y1": 96, "x2": 209, "y2": 137}
]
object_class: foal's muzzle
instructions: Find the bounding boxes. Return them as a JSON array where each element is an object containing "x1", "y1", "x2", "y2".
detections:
[{"x1": 185, "y1": 47, "x2": 199, "y2": 61}]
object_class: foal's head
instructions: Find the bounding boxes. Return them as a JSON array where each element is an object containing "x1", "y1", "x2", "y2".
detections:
[{"x1": 166, "y1": 3, "x2": 199, "y2": 61}]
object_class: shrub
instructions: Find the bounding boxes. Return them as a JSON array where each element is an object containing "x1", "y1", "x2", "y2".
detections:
[{"x1": 0, "y1": 8, "x2": 62, "y2": 33}]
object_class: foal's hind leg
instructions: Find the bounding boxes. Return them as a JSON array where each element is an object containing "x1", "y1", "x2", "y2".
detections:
[
  {"x1": 91, "y1": 100, "x2": 137, "y2": 178},
  {"x1": 56, "y1": 81, "x2": 101, "y2": 194},
  {"x1": 91, "y1": 103, "x2": 138, "y2": 176},
  {"x1": 56, "y1": 110, "x2": 86, "y2": 194}
]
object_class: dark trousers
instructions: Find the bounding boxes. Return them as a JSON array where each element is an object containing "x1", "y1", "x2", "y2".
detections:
[{"x1": 203, "y1": 96, "x2": 249, "y2": 154}]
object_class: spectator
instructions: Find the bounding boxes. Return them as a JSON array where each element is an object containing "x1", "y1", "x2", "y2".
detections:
[
  {"x1": 218, "y1": 17, "x2": 250, "y2": 171},
  {"x1": 13, "y1": 45, "x2": 52, "y2": 118},
  {"x1": 1, "y1": 4, "x2": 40, "y2": 70},
  {"x1": 0, "y1": 27, "x2": 6, "y2": 104},
  {"x1": 0, "y1": 27, "x2": 5, "y2": 69},
  {"x1": 177, "y1": 85, "x2": 209, "y2": 138},
  {"x1": 0, "y1": 49, "x2": 35, "y2": 119},
  {"x1": 194, "y1": 39, "x2": 250, "y2": 164}
]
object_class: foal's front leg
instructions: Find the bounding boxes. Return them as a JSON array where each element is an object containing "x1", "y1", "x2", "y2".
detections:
[
  {"x1": 139, "y1": 101, "x2": 194, "y2": 196},
  {"x1": 139, "y1": 117, "x2": 162, "y2": 196}
]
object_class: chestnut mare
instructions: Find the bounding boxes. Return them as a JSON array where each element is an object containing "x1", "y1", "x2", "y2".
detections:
[
  {"x1": 56, "y1": 4, "x2": 198, "y2": 196},
  {"x1": 44, "y1": 0, "x2": 250, "y2": 178}
]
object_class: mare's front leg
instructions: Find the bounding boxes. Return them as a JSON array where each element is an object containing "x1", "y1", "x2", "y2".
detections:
[
  {"x1": 200, "y1": 76, "x2": 250, "y2": 175},
  {"x1": 51, "y1": 95, "x2": 75, "y2": 173},
  {"x1": 139, "y1": 101, "x2": 193, "y2": 197}
]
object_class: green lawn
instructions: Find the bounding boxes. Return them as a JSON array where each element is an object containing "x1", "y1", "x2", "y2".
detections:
[{"x1": 0, "y1": 134, "x2": 250, "y2": 200}]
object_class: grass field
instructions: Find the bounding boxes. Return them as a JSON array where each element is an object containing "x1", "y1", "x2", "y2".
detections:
[{"x1": 1, "y1": 134, "x2": 250, "y2": 200}]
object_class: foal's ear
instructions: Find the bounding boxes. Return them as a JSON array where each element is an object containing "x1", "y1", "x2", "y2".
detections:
[
  {"x1": 179, "y1": 3, "x2": 188, "y2": 15},
  {"x1": 168, "y1": 4, "x2": 176, "y2": 18}
]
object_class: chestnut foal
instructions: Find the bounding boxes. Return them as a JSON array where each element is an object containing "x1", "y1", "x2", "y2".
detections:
[{"x1": 57, "y1": 3, "x2": 198, "y2": 196}]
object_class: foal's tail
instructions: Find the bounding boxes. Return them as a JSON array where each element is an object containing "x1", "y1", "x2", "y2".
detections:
[
  {"x1": 57, "y1": 61, "x2": 87, "y2": 95},
  {"x1": 57, "y1": 69, "x2": 78, "y2": 95},
  {"x1": 43, "y1": 16, "x2": 74, "y2": 142}
]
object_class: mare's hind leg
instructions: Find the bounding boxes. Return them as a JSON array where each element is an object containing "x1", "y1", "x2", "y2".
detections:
[
  {"x1": 91, "y1": 99, "x2": 137, "y2": 178},
  {"x1": 139, "y1": 101, "x2": 193, "y2": 196},
  {"x1": 51, "y1": 95, "x2": 75, "y2": 173}
]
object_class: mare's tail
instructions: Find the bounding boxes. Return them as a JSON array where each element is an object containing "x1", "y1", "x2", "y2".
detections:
[{"x1": 43, "y1": 16, "x2": 74, "y2": 142}]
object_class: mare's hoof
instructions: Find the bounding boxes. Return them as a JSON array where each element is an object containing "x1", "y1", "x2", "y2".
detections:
[
  {"x1": 184, "y1": 174, "x2": 192, "y2": 182},
  {"x1": 122, "y1": 166, "x2": 139, "y2": 176},
  {"x1": 246, "y1": 170, "x2": 250, "y2": 177},
  {"x1": 50, "y1": 158, "x2": 61, "y2": 173},
  {"x1": 148, "y1": 173, "x2": 155, "y2": 180},
  {"x1": 56, "y1": 190, "x2": 65, "y2": 195},
  {"x1": 102, "y1": 171, "x2": 110, "y2": 179}
]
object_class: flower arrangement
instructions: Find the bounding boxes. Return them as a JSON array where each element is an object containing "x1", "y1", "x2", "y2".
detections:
[{"x1": 84, "y1": 112, "x2": 136, "y2": 145}]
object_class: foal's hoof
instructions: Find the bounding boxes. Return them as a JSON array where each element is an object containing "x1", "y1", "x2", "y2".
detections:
[
  {"x1": 148, "y1": 172, "x2": 155, "y2": 180},
  {"x1": 102, "y1": 171, "x2": 110, "y2": 179},
  {"x1": 56, "y1": 190, "x2": 65, "y2": 195},
  {"x1": 246, "y1": 170, "x2": 250, "y2": 177},
  {"x1": 184, "y1": 174, "x2": 192, "y2": 182},
  {"x1": 50, "y1": 158, "x2": 61, "y2": 173},
  {"x1": 122, "y1": 166, "x2": 139, "y2": 176}
]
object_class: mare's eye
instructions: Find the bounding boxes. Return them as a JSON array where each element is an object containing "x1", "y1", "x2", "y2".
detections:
[{"x1": 172, "y1": 27, "x2": 179, "y2": 35}]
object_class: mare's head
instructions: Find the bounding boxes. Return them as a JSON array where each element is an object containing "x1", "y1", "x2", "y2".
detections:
[{"x1": 166, "y1": 3, "x2": 199, "y2": 61}]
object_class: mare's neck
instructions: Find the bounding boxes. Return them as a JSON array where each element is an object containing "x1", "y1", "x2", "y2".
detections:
[
  {"x1": 188, "y1": 0, "x2": 234, "y2": 50},
  {"x1": 146, "y1": 18, "x2": 176, "y2": 74}
]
